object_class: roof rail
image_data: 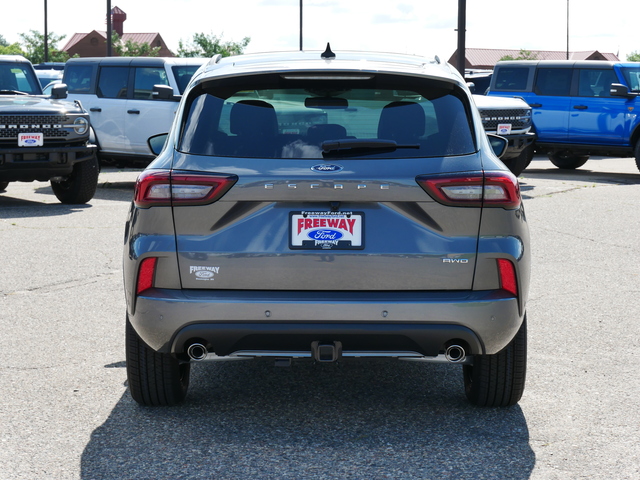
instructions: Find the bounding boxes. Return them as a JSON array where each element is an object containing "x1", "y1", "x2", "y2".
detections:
[{"x1": 207, "y1": 54, "x2": 222, "y2": 66}]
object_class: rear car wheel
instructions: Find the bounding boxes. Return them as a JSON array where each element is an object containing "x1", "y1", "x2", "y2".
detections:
[
  {"x1": 126, "y1": 318, "x2": 190, "y2": 406},
  {"x1": 634, "y1": 142, "x2": 640, "y2": 173},
  {"x1": 463, "y1": 315, "x2": 527, "y2": 407},
  {"x1": 548, "y1": 152, "x2": 589, "y2": 169},
  {"x1": 50, "y1": 155, "x2": 99, "y2": 204}
]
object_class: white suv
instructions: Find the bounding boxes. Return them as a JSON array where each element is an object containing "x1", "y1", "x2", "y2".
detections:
[
  {"x1": 472, "y1": 94, "x2": 535, "y2": 176},
  {"x1": 64, "y1": 57, "x2": 207, "y2": 165}
]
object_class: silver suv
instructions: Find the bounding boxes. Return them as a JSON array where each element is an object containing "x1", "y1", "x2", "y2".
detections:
[{"x1": 123, "y1": 48, "x2": 530, "y2": 407}]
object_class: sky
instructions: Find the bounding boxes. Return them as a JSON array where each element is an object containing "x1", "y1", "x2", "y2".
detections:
[{"x1": 2, "y1": 0, "x2": 638, "y2": 61}]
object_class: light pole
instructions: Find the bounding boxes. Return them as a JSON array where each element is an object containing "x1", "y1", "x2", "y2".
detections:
[
  {"x1": 106, "y1": 0, "x2": 112, "y2": 56},
  {"x1": 299, "y1": 0, "x2": 303, "y2": 51},
  {"x1": 44, "y1": 0, "x2": 49, "y2": 62},
  {"x1": 566, "y1": 0, "x2": 569, "y2": 60},
  {"x1": 456, "y1": 0, "x2": 466, "y2": 76}
]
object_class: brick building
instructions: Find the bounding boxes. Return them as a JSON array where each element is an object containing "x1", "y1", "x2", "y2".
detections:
[{"x1": 61, "y1": 6, "x2": 173, "y2": 57}]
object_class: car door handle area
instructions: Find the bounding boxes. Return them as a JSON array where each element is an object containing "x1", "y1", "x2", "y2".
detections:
[
  {"x1": 573, "y1": 105, "x2": 588, "y2": 110},
  {"x1": 90, "y1": 107, "x2": 102, "y2": 112},
  {"x1": 127, "y1": 109, "x2": 141, "y2": 114}
]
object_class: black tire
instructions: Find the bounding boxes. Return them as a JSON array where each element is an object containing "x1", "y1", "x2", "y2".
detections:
[
  {"x1": 548, "y1": 152, "x2": 589, "y2": 169},
  {"x1": 463, "y1": 315, "x2": 527, "y2": 407},
  {"x1": 0, "y1": 181, "x2": 8, "y2": 192},
  {"x1": 126, "y1": 318, "x2": 190, "y2": 406},
  {"x1": 502, "y1": 144, "x2": 534, "y2": 176},
  {"x1": 634, "y1": 142, "x2": 640, "y2": 173},
  {"x1": 50, "y1": 155, "x2": 99, "y2": 204}
]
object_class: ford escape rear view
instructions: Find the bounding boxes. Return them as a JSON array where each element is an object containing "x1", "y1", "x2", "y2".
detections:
[{"x1": 123, "y1": 48, "x2": 531, "y2": 407}]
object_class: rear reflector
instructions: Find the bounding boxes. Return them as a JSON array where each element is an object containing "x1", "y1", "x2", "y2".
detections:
[
  {"x1": 497, "y1": 258, "x2": 518, "y2": 297},
  {"x1": 416, "y1": 171, "x2": 521, "y2": 209},
  {"x1": 136, "y1": 257, "x2": 157, "y2": 295},
  {"x1": 134, "y1": 170, "x2": 238, "y2": 208}
]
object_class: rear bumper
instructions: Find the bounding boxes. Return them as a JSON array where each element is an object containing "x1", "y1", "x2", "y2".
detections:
[
  {"x1": 130, "y1": 289, "x2": 524, "y2": 357},
  {"x1": 0, "y1": 143, "x2": 97, "y2": 182}
]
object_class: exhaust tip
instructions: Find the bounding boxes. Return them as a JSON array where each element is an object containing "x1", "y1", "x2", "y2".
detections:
[
  {"x1": 187, "y1": 343, "x2": 208, "y2": 361},
  {"x1": 445, "y1": 344, "x2": 466, "y2": 363}
]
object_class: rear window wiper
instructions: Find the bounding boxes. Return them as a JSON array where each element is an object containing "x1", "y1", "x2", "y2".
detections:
[{"x1": 321, "y1": 138, "x2": 420, "y2": 156}]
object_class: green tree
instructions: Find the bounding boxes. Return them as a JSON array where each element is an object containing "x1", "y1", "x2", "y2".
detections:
[
  {"x1": 0, "y1": 43, "x2": 25, "y2": 55},
  {"x1": 0, "y1": 34, "x2": 25, "y2": 56},
  {"x1": 111, "y1": 32, "x2": 161, "y2": 57},
  {"x1": 18, "y1": 30, "x2": 69, "y2": 64},
  {"x1": 499, "y1": 49, "x2": 538, "y2": 61},
  {"x1": 627, "y1": 51, "x2": 640, "y2": 62},
  {"x1": 177, "y1": 33, "x2": 250, "y2": 58}
]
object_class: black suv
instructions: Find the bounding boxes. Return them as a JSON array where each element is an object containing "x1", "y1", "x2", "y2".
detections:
[{"x1": 0, "y1": 55, "x2": 98, "y2": 203}]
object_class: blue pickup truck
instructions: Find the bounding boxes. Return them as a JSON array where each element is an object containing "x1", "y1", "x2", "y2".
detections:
[{"x1": 488, "y1": 60, "x2": 640, "y2": 171}]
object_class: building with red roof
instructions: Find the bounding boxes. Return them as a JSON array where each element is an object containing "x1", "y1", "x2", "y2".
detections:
[
  {"x1": 62, "y1": 6, "x2": 173, "y2": 57},
  {"x1": 449, "y1": 48, "x2": 620, "y2": 69}
]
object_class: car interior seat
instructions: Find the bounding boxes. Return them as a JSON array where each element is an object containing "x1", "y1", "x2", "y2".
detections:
[
  {"x1": 377, "y1": 101, "x2": 426, "y2": 144},
  {"x1": 229, "y1": 100, "x2": 280, "y2": 157},
  {"x1": 306, "y1": 123, "x2": 347, "y2": 148}
]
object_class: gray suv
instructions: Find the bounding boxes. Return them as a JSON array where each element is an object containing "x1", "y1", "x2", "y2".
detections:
[
  {"x1": 123, "y1": 48, "x2": 530, "y2": 407},
  {"x1": 0, "y1": 55, "x2": 98, "y2": 203}
]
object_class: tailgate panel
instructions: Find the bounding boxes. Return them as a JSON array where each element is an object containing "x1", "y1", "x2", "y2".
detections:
[{"x1": 173, "y1": 157, "x2": 482, "y2": 291}]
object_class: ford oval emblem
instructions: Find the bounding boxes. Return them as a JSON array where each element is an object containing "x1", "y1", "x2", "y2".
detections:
[
  {"x1": 195, "y1": 270, "x2": 215, "y2": 279},
  {"x1": 307, "y1": 229, "x2": 344, "y2": 241},
  {"x1": 311, "y1": 164, "x2": 343, "y2": 173}
]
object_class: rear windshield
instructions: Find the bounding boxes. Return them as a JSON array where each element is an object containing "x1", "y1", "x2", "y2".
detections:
[{"x1": 178, "y1": 74, "x2": 476, "y2": 159}]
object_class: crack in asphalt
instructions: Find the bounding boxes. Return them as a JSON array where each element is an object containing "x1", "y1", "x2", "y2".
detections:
[{"x1": 1, "y1": 271, "x2": 119, "y2": 296}]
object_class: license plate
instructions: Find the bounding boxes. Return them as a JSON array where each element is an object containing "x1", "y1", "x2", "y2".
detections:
[
  {"x1": 290, "y1": 211, "x2": 364, "y2": 250},
  {"x1": 18, "y1": 133, "x2": 43, "y2": 147}
]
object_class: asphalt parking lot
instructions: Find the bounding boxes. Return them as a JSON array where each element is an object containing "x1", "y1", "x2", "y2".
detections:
[{"x1": 1, "y1": 155, "x2": 639, "y2": 479}]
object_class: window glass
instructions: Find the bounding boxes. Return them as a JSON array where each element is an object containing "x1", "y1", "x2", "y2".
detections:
[
  {"x1": 179, "y1": 78, "x2": 476, "y2": 159},
  {"x1": 172, "y1": 65, "x2": 202, "y2": 94},
  {"x1": 494, "y1": 67, "x2": 529, "y2": 91},
  {"x1": 64, "y1": 65, "x2": 93, "y2": 93},
  {"x1": 0, "y1": 63, "x2": 41, "y2": 94},
  {"x1": 534, "y1": 68, "x2": 572, "y2": 96},
  {"x1": 133, "y1": 67, "x2": 169, "y2": 99},
  {"x1": 578, "y1": 69, "x2": 619, "y2": 97},
  {"x1": 97, "y1": 67, "x2": 129, "y2": 99},
  {"x1": 620, "y1": 67, "x2": 640, "y2": 92}
]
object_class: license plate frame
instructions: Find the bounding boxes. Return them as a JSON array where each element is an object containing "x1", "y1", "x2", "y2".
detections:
[
  {"x1": 497, "y1": 123, "x2": 512, "y2": 135},
  {"x1": 290, "y1": 211, "x2": 364, "y2": 250},
  {"x1": 18, "y1": 133, "x2": 44, "y2": 147}
]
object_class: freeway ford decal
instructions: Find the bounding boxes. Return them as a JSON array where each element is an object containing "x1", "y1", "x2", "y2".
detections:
[
  {"x1": 290, "y1": 211, "x2": 364, "y2": 250},
  {"x1": 18, "y1": 133, "x2": 43, "y2": 147},
  {"x1": 189, "y1": 265, "x2": 220, "y2": 281}
]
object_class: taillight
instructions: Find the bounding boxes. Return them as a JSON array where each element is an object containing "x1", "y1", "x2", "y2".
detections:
[
  {"x1": 136, "y1": 257, "x2": 157, "y2": 295},
  {"x1": 134, "y1": 170, "x2": 238, "y2": 208},
  {"x1": 497, "y1": 258, "x2": 518, "y2": 297},
  {"x1": 416, "y1": 171, "x2": 521, "y2": 209}
]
